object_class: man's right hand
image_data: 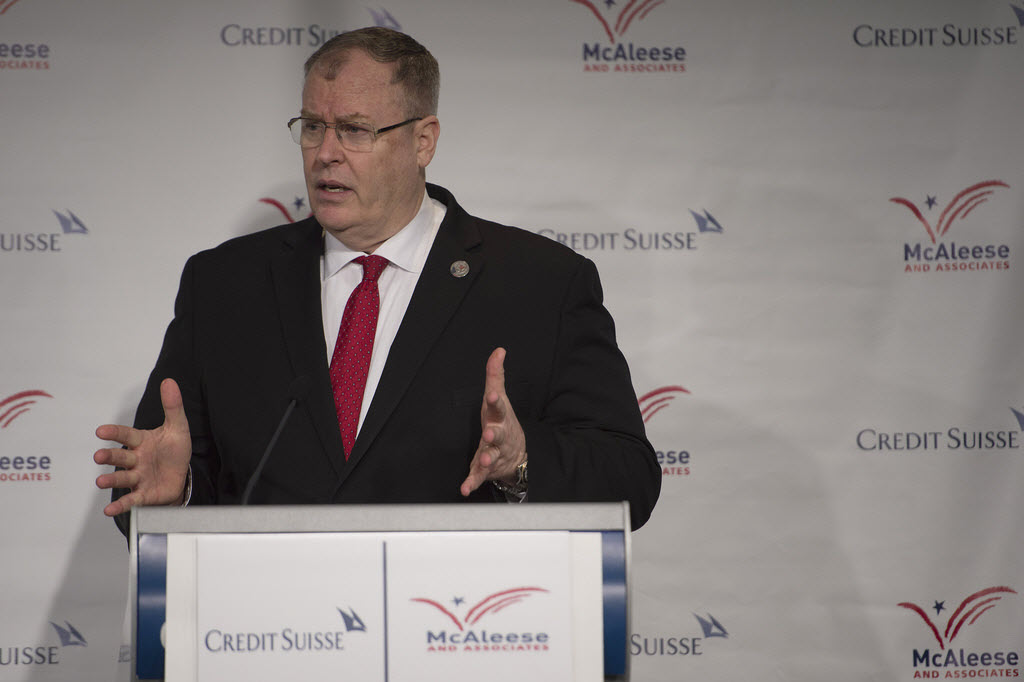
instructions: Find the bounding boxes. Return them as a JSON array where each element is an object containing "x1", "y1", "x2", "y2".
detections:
[{"x1": 93, "y1": 378, "x2": 192, "y2": 517}]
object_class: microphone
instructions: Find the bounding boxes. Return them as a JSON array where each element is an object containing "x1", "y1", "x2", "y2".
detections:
[{"x1": 240, "y1": 375, "x2": 311, "y2": 505}]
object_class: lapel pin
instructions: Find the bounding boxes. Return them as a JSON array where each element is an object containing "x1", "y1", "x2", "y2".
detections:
[{"x1": 449, "y1": 260, "x2": 470, "y2": 278}]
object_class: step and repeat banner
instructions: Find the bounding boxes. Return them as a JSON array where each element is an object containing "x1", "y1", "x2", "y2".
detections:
[{"x1": 2, "y1": 1, "x2": 1022, "y2": 680}]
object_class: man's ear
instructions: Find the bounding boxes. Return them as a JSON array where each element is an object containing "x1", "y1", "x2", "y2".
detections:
[{"x1": 415, "y1": 115, "x2": 440, "y2": 169}]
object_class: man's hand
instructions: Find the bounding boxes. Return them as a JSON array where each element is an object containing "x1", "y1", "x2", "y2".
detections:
[
  {"x1": 460, "y1": 348, "x2": 527, "y2": 496},
  {"x1": 93, "y1": 378, "x2": 192, "y2": 516}
]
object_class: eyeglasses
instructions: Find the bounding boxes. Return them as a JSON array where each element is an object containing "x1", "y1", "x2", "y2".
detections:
[{"x1": 287, "y1": 116, "x2": 422, "y2": 152}]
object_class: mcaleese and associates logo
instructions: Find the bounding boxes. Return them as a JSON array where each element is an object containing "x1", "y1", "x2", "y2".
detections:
[
  {"x1": 900, "y1": 586, "x2": 1020, "y2": 679},
  {"x1": 260, "y1": 195, "x2": 311, "y2": 224},
  {"x1": 413, "y1": 587, "x2": 552, "y2": 653},
  {"x1": 1, "y1": 0, "x2": 52, "y2": 72},
  {"x1": 0, "y1": 39, "x2": 49, "y2": 70},
  {"x1": 571, "y1": 0, "x2": 687, "y2": 73},
  {"x1": 640, "y1": 386, "x2": 692, "y2": 478},
  {"x1": 891, "y1": 180, "x2": 1012, "y2": 275},
  {"x1": 0, "y1": 390, "x2": 54, "y2": 483}
]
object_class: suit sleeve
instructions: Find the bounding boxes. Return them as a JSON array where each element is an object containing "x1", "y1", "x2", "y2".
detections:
[
  {"x1": 519, "y1": 257, "x2": 661, "y2": 529},
  {"x1": 112, "y1": 255, "x2": 221, "y2": 535}
]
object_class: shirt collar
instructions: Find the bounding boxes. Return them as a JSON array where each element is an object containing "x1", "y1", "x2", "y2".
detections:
[{"x1": 321, "y1": 190, "x2": 445, "y2": 280}]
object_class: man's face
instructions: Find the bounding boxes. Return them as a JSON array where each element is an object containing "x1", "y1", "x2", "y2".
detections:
[{"x1": 301, "y1": 50, "x2": 438, "y2": 251}]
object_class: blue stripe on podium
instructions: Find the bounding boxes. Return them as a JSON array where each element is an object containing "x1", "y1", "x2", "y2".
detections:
[
  {"x1": 137, "y1": 533, "x2": 167, "y2": 680},
  {"x1": 601, "y1": 530, "x2": 627, "y2": 678}
]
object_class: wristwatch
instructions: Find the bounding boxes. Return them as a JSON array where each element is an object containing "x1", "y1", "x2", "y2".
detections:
[{"x1": 491, "y1": 458, "x2": 528, "y2": 495}]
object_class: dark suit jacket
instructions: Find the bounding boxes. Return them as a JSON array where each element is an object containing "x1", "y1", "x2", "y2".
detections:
[{"x1": 127, "y1": 184, "x2": 660, "y2": 529}]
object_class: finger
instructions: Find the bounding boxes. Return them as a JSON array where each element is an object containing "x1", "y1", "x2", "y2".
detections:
[
  {"x1": 159, "y1": 378, "x2": 188, "y2": 432},
  {"x1": 483, "y1": 390, "x2": 506, "y2": 424},
  {"x1": 460, "y1": 475, "x2": 482, "y2": 497},
  {"x1": 113, "y1": 483, "x2": 161, "y2": 512},
  {"x1": 485, "y1": 346, "x2": 507, "y2": 384},
  {"x1": 476, "y1": 446, "x2": 495, "y2": 470},
  {"x1": 93, "y1": 447, "x2": 136, "y2": 469},
  {"x1": 460, "y1": 464, "x2": 487, "y2": 496},
  {"x1": 482, "y1": 423, "x2": 504, "y2": 449},
  {"x1": 95, "y1": 468, "x2": 139, "y2": 491},
  {"x1": 484, "y1": 347, "x2": 506, "y2": 391},
  {"x1": 103, "y1": 490, "x2": 139, "y2": 517},
  {"x1": 459, "y1": 444, "x2": 499, "y2": 496},
  {"x1": 481, "y1": 348, "x2": 508, "y2": 421},
  {"x1": 95, "y1": 423, "x2": 143, "y2": 449}
]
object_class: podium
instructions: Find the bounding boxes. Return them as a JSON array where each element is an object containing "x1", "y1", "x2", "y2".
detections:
[{"x1": 130, "y1": 503, "x2": 631, "y2": 681}]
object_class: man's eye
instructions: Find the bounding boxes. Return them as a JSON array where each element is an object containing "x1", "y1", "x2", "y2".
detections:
[
  {"x1": 340, "y1": 124, "x2": 372, "y2": 137},
  {"x1": 302, "y1": 120, "x2": 325, "y2": 133}
]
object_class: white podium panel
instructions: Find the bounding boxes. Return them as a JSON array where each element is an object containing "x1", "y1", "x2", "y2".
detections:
[{"x1": 130, "y1": 504, "x2": 630, "y2": 682}]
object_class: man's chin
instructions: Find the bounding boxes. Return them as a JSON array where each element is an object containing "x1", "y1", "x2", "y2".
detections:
[{"x1": 312, "y1": 205, "x2": 357, "y2": 232}]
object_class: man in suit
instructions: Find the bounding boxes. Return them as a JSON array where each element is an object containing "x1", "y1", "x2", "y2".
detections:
[{"x1": 93, "y1": 27, "x2": 660, "y2": 530}]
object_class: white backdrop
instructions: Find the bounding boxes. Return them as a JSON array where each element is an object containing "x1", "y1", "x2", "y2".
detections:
[{"x1": 1, "y1": 1, "x2": 1022, "y2": 680}]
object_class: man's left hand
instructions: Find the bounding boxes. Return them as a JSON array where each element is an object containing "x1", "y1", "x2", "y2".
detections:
[{"x1": 460, "y1": 347, "x2": 527, "y2": 496}]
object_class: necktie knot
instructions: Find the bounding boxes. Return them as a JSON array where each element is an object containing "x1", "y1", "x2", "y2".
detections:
[{"x1": 355, "y1": 255, "x2": 388, "y2": 284}]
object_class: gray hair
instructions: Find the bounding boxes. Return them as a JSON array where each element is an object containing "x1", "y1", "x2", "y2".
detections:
[{"x1": 304, "y1": 27, "x2": 440, "y2": 117}]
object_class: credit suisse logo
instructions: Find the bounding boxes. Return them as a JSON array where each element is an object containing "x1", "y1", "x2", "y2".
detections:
[
  {"x1": 49, "y1": 621, "x2": 87, "y2": 648},
  {"x1": 631, "y1": 613, "x2": 728, "y2": 658},
  {"x1": 412, "y1": 587, "x2": 552, "y2": 653},
  {"x1": 852, "y1": 4, "x2": 1024, "y2": 48},
  {"x1": 856, "y1": 407, "x2": 1023, "y2": 454},
  {"x1": 0, "y1": 619, "x2": 86, "y2": 667},
  {"x1": 571, "y1": 0, "x2": 687, "y2": 73},
  {"x1": 1, "y1": 209, "x2": 89, "y2": 254},
  {"x1": 202, "y1": 606, "x2": 367, "y2": 655},
  {"x1": 220, "y1": 8, "x2": 400, "y2": 48},
  {"x1": 899, "y1": 586, "x2": 1020, "y2": 678},
  {"x1": 892, "y1": 180, "x2": 1012, "y2": 274},
  {"x1": 538, "y1": 207, "x2": 724, "y2": 253},
  {"x1": 640, "y1": 385, "x2": 691, "y2": 478}
]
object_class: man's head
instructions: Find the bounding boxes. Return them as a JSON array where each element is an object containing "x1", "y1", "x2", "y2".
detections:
[
  {"x1": 304, "y1": 27, "x2": 439, "y2": 118},
  {"x1": 298, "y1": 28, "x2": 441, "y2": 252}
]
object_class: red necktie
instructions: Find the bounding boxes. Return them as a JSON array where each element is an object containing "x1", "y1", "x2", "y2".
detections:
[{"x1": 329, "y1": 255, "x2": 388, "y2": 459}]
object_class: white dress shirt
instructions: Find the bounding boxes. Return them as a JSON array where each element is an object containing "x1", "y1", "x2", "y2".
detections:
[{"x1": 320, "y1": 191, "x2": 447, "y2": 436}]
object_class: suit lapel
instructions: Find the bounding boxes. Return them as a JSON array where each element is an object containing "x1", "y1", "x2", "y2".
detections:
[
  {"x1": 270, "y1": 218, "x2": 344, "y2": 476},
  {"x1": 339, "y1": 187, "x2": 483, "y2": 477}
]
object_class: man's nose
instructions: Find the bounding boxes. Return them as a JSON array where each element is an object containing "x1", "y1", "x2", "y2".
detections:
[{"x1": 316, "y1": 126, "x2": 347, "y2": 163}]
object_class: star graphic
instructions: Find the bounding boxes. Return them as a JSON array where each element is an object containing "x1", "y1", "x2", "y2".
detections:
[
  {"x1": 925, "y1": 195, "x2": 937, "y2": 210},
  {"x1": 933, "y1": 600, "x2": 945, "y2": 615},
  {"x1": 293, "y1": 196, "x2": 306, "y2": 212},
  {"x1": 452, "y1": 596, "x2": 465, "y2": 607}
]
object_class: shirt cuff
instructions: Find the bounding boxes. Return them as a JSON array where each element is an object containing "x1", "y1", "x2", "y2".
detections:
[{"x1": 180, "y1": 466, "x2": 192, "y2": 506}]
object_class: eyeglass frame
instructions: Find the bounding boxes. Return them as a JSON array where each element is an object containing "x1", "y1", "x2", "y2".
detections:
[{"x1": 287, "y1": 116, "x2": 423, "y2": 151}]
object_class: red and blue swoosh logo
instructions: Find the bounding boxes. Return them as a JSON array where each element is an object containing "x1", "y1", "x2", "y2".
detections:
[
  {"x1": 570, "y1": 0, "x2": 666, "y2": 44},
  {"x1": 0, "y1": 390, "x2": 52, "y2": 429}
]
